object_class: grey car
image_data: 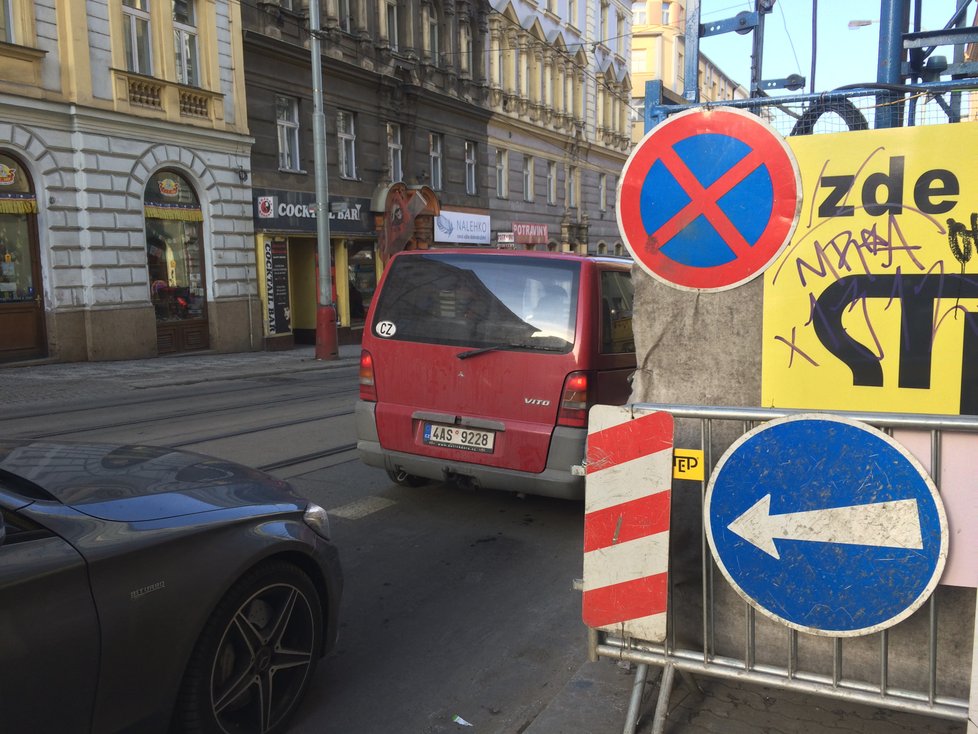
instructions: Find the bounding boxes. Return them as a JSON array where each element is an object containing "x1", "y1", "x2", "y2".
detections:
[{"x1": 0, "y1": 440, "x2": 342, "y2": 734}]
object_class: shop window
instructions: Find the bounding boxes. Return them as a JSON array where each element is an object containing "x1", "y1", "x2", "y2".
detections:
[
  {"x1": 144, "y1": 170, "x2": 206, "y2": 324},
  {"x1": 347, "y1": 243, "x2": 375, "y2": 322},
  {"x1": 0, "y1": 152, "x2": 38, "y2": 304}
]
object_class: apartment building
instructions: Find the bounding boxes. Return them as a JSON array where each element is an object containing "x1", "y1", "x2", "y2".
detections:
[{"x1": 0, "y1": 0, "x2": 255, "y2": 361}]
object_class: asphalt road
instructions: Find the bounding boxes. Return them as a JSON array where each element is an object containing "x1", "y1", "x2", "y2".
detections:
[
  {"x1": 1, "y1": 352, "x2": 968, "y2": 734},
  {"x1": 2, "y1": 359, "x2": 598, "y2": 733}
]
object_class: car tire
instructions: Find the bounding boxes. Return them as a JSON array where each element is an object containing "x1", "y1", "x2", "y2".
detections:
[
  {"x1": 172, "y1": 561, "x2": 323, "y2": 734},
  {"x1": 386, "y1": 467, "x2": 429, "y2": 487}
]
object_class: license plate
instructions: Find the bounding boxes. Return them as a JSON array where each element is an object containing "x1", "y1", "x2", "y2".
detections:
[{"x1": 423, "y1": 423, "x2": 495, "y2": 453}]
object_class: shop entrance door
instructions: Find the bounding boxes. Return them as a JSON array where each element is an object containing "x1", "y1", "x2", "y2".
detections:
[{"x1": 0, "y1": 153, "x2": 46, "y2": 362}]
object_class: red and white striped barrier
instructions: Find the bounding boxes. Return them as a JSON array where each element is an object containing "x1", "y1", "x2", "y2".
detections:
[{"x1": 583, "y1": 406, "x2": 674, "y2": 642}]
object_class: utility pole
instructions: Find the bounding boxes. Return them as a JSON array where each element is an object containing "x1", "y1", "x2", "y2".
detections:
[{"x1": 309, "y1": 0, "x2": 339, "y2": 360}]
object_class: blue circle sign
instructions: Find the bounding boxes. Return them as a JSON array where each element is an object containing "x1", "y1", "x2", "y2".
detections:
[
  {"x1": 616, "y1": 106, "x2": 801, "y2": 292},
  {"x1": 705, "y1": 414, "x2": 948, "y2": 637}
]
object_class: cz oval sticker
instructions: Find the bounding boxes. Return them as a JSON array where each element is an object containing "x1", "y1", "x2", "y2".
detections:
[{"x1": 376, "y1": 321, "x2": 396, "y2": 338}]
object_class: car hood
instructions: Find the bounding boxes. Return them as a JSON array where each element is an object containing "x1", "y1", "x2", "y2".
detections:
[{"x1": 0, "y1": 440, "x2": 300, "y2": 522}]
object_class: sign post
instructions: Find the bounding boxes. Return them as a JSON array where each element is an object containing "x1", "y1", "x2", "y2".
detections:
[{"x1": 705, "y1": 414, "x2": 948, "y2": 636}]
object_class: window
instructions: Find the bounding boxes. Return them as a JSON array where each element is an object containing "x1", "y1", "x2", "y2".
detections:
[
  {"x1": 337, "y1": 110, "x2": 357, "y2": 179},
  {"x1": 123, "y1": 0, "x2": 152, "y2": 75},
  {"x1": 387, "y1": 122, "x2": 403, "y2": 182},
  {"x1": 661, "y1": 0, "x2": 671, "y2": 24},
  {"x1": 386, "y1": 0, "x2": 399, "y2": 51},
  {"x1": 547, "y1": 161, "x2": 557, "y2": 205},
  {"x1": 495, "y1": 148, "x2": 508, "y2": 199},
  {"x1": 145, "y1": 170, "x2": 206, "y2": 324},
  {"x1": 600, "y1": 270, "x2": 634, "y2": 354},
  {"x1": 523, "y1": 155, "x2": 534, "y2": 202},
  {"x1": 423, "y1": 3, "x2": 439, "y2": 62},
  {"x1": 429, "y1": 133, "x2": 443, "y2": 190},
  {"x1": 464, "y1": 141, "x2": 477, "y2": 195},
  {"x1": 631, "y1": 1, "x2": 646, "y2": 24},
  {"x1": 616, "y1": 11, "x2": 624, "y2": 43},
  {"x1": 0, "y1": 152, "x2": 39, "y2": 308},
  {"x1": 173, "y1": 0, "x2": 199, "y2": 86},
  {"x1": 599, "y1": 174, "x2": 608, "y2": 211},
  {"x1": 339, "y1": 0, "x2": 352, "y2": 32},
  {"x1": 568, "y1": 0, "x2": 578, "y2": 26},
  {"x1": 0, "y1": 0, "x2": 14, "y2": 43},
  {"x1": 276, "y1": 96, "x2": 300, "y2": 171},
  {"x1": 459, "y1": 22, "x2": 471, "y2": 74},
  {"x1": 567, "y1": 166, "x2": 578, "y2": 208},
  {"x1": 599, "y1": 1, "x2": 609, "y2": 42},
  {"x1": 633, "y1": 49, "x2": 647, "y2": 73}
]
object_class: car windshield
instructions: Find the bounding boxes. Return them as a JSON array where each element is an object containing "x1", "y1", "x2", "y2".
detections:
[{"x1": 371, "y1": 253, "x2": 580, "y2": 351}]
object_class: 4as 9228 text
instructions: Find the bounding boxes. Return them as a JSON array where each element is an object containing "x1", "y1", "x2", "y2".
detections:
[{"x1": 423, "y1": 423, "x2": 495, "y2": 453}]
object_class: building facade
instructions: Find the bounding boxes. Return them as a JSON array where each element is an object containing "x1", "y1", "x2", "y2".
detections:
[
  {"x1": 0, "y1": 0, "x2": 256, "y2": 362},
  {"x1": 485, "y1": 0, "x2": 632, "y2": 254},
  {"x1": 629, "y1": 0, "x2": 746, "y2": 142},
  {"x1": 242, "y1": 0, "x2": 492, "y2": 347}
]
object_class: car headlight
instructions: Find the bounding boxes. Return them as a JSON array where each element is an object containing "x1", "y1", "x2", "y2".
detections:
[{"x1": 303, "y1": 503, "x2": 332, "y2": 540}]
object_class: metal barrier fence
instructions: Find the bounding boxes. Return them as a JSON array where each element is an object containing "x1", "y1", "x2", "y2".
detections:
[{"x1": 586, "y1": 404, "x2": 978, "y2": 734}]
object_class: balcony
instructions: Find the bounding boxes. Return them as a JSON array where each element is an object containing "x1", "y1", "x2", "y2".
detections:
[{"x1": 113, "y1": 70, "x2": 226, "y2": 128}]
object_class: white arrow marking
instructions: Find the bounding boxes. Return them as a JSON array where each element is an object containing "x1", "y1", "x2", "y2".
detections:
[{"x1": 727, "y1": 494, "x2": 923, "y2": 560}]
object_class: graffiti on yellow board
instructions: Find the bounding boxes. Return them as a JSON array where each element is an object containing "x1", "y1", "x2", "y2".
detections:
[{"x1": 762, "y1": 122, "x2": 978, "y2": 415}]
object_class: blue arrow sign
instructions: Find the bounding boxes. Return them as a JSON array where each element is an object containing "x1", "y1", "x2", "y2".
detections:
[{"x1": 705, "y1": 414, "x2": 948, "y2": 637}]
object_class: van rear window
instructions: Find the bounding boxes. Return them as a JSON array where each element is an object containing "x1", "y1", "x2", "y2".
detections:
[{"x1": 372, "y1": 253, "x2": 580, "y2": 351}]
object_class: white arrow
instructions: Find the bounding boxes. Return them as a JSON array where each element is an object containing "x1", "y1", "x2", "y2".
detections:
[{"x1": 727, "y1": 494, "x2": 923, "y2": 560}]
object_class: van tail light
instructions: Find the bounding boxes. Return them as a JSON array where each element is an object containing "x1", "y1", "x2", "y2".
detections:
[
  {"x1": 557, "y1": 371, "x2": 589, "y2": 428},
  {"x1": 359, "y1": 350, "x2": 377, "y2": 402}
]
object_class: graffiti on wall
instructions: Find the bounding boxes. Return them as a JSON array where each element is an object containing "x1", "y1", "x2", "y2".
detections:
[{"x1": 762, "y1": 123, "x2": 978, "y2": 415}]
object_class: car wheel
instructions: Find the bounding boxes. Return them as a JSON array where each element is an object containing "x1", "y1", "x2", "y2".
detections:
[
  {"x1": 386, "y1": 467, "x2": 428, "y2": 487},
  {"x1": 173, "y1": 561, "x2": 322, "y2": 734}
]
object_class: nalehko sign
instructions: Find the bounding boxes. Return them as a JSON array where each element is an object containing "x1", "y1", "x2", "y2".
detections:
[
  {"x1": 705, "y1": 414, "x2": 948, "y2": 637},
  {"x1": 617, "y1": 106, "x2": 801, "y2": 292}
]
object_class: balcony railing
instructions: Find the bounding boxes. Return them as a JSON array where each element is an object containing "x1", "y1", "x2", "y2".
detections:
[{"x1": 113, "y1": 69, "x2": 224, "y2": 126}]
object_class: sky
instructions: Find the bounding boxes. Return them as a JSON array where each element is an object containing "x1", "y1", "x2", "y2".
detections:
[{"x1": 695, "y1": 1, "x2": 963, "y2": 95}]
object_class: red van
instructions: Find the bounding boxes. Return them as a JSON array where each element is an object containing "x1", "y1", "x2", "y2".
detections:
[{"x1": 355, "y1": 249, "x2": 635, "y2": 500}]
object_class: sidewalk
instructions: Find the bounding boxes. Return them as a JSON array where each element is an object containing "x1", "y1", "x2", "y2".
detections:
[
  {"x1": 526, "y1": 657, "x2": 967, "y2": 734},
  {"x1": 0, "y1": 344, "x2": 361, "y2": 408}
]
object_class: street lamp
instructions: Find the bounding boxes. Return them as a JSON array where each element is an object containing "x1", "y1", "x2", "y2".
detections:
[{"x1": 847, "y1": 19, "x2": 879, "y2": 29}]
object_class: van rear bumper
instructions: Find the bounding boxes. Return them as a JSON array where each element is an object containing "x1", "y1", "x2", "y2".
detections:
[{"x1": 355, "y1": 400, "x2": 586, "y2": 501}]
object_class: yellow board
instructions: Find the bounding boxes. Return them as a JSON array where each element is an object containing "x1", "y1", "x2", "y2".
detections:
[
  {"x1": 672, "y1": 448, "x2": 705, "y2": 481},
  {"x1": 762, "y1": 122, "x2": 978, "y2": 415}
]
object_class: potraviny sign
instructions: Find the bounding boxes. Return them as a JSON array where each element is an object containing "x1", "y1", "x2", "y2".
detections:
[{"x1": 705, "y1": 414, "x2": 947, "y2": 637}]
